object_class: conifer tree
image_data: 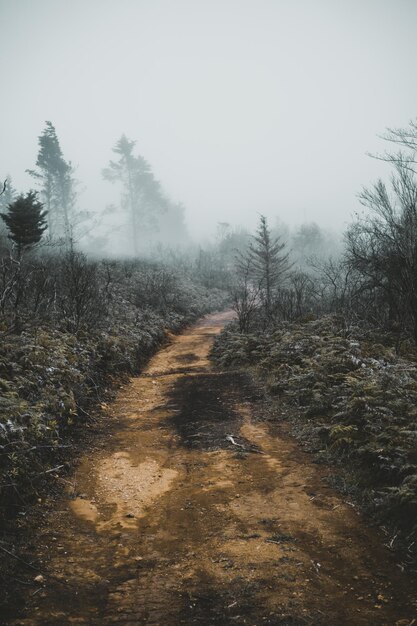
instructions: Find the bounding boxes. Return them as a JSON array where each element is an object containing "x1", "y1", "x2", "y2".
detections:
[
  {"x1": 248, "y1": 215, "x2": 291, "y2": 323},
  {"x1": 1, "y1": 191, "x2": 48, "y2": 331},
  {"x1": 27, "y1": 121, "x2": 75, "y2": 247},
  {"x1": 103, "y1": 135, "x2": 167, "y2": 255},
  {"x1": 1, "y1": 191, "x2": 48, "y2": 258}
]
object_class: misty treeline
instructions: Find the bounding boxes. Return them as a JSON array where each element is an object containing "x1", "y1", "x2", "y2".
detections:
[
  {"x1": 230, "y1": 118, "x2": 417, "y2": 347},
  {"x1": 0, "y1": 120, "x2": 337, "y2": 336},
  {"x1": 0, "y1": 121, "x2": 228, "y2": 333},
  {"x1": 1, "y1": 121, "x2": 188, "y2": 255}
]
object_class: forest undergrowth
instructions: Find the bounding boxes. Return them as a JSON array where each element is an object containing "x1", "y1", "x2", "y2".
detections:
[{"x1": 211, "y1": 315, "x2": 417, "y2": 570}]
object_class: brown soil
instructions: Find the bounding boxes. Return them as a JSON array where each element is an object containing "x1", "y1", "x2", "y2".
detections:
[{"x1": 7, "y1": 312, "x2": 417, "y2": 625}]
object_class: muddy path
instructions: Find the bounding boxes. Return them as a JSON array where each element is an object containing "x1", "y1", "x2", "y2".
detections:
[{"x1": 8, "y1": 312, "x2": 417, "y2": 625}]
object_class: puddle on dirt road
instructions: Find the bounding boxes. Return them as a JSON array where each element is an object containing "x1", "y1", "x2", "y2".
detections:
[{"x1": 7, "y1": 310, "x2": 417, "y2": 625}]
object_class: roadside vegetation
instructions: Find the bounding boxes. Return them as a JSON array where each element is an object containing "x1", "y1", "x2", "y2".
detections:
[
  {"x1": 213, "y1": 119, "x2": 417, "y2": 569},
  {"x1": 0, "y1": 254, "x2": 227, "y2": 515},
  {"x1": 0, "y1": 123, "x2": 230, "y2": 607},
  {"x1": 212, "y1": 315, "x2": 417, "y2": 567}
]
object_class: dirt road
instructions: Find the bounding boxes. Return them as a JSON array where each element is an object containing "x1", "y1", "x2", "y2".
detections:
[{"x1": 9, "y1": 312, "x2": 417, "y2": 625}]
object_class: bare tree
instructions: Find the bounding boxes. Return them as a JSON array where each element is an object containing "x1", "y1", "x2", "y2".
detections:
[
  {"x1": 372, "y1": 118, "x2": 417, "y2": 175},
  {"x1": 56, "y1": 251, "x2": 105, "y2": 332},
  {"x1": 346, "y1": 157, "x2": 417, "y2": 343},
  {"x1": 232, "y1": 252, "x2": 261, "y2": 332}
]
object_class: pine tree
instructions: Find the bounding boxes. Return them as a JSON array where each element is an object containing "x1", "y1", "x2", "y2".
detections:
[
  {"x1": 27, "y1": 121, "x2": 76, "y2": 247},
  {"x1": 248, "y1": 215, "x2": 291, "y2": 323},
  {"x1": 1, "y1": 191, "x2": 48, "y2": 258},
  {"x1": 103, "y1": 135, "x2": 166, "y2": 255}
]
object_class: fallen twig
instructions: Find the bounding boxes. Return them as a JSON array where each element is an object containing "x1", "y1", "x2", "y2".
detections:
[
  {"x1": 0, "y1": 445, "x2": 72, "y2": 457},
  {"x1": 226, "y1": 434, "x2": 265, "y2": 454},
  {"x1": 0, "y1": 545, "x2": 40, "y2": 572},
  {"x1": 31, "y1": 587, "x2": 43, "y2": 597},
  {"x1": 42, "y1": 464, "x2": 65, "y2": 475},
  {"x1": 226, "y1": 435, "x2": 245, "y2": 448},
  {"x1": 1, "y1": 465, "x2": 65, "y2": 488},
  {"x1": 0, "y1": 544, "x2": 79, "y2": 589}
]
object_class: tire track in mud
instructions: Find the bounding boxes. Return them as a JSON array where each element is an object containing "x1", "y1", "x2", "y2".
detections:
[{"x1": 8, "y1": 312, "x2": 417, "y2": 625}]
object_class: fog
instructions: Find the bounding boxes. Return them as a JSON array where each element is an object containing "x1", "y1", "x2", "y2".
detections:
[{"x1": 1, "y1": 0, "x2": 417, "y2": 243}]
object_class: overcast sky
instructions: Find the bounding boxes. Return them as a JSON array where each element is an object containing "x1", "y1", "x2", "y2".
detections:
[{"x1": 1, "y1": 0, "x2": 417, "y2": 239}]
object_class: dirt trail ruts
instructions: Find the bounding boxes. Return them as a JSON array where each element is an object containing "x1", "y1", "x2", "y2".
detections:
[{"x1": 8, "y1": 312, "x2": 417, "y2": 625}]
